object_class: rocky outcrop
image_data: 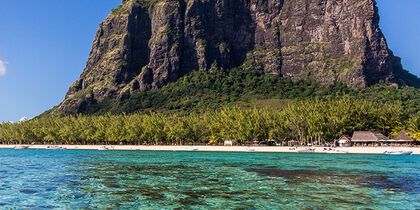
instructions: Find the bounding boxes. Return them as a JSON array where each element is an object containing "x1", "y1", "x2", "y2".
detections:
[{"x1": 57, "y1": 0, "x2": 419, "y2": 115}]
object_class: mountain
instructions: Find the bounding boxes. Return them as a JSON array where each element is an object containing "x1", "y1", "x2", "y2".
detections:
[{"x1": 55, "y1": 0, "x2": 420, "y2": 115}]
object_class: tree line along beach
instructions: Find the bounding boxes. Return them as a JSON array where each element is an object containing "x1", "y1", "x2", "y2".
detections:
[{"x1": 1, "y1": 98, "x2": 419, "y2": 154}]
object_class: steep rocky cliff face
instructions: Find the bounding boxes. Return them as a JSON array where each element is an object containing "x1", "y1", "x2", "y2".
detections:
[{"x1": 57, "y1": 0, "x2": 419, "y2": 115}]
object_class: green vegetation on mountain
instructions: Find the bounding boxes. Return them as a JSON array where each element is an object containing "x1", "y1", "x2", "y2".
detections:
[{"x1": 55, "y1": 67, "x2": 419, "y2": 116}]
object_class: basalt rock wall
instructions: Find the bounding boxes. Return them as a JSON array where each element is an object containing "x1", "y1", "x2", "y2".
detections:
[{"x1": 57, "y1": 0, "x2": 419, "y2": 115}]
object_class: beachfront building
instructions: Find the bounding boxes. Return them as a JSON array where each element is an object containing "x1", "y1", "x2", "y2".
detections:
[
  {"x1": 351, "y1": 131, "x2": 388, "y2": 146},
  {"x1": 259, "y1": 140, "x2": 277, "y2": 146},
  {"x1": 336, "y1": 135, "x2": 352, "y2": 147},
  {"x1": 224, "y1": 140, "x2": 233, "y2": 146},
  {"x1": 287, "y1": 140, "x2": 299, "y2": 147},
  {"x1": 386, "y1": 130, "x2": 415, "y2": 146}
]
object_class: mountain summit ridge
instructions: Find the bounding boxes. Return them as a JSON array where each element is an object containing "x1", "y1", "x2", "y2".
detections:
[{"x1": 57, "y1": 0, "x2": 420, "y2": 115}]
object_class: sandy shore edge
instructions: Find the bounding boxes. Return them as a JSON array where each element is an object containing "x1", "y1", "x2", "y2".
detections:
[{"x1": 0, "y1": 145, "x2": 419, "y2": 155}]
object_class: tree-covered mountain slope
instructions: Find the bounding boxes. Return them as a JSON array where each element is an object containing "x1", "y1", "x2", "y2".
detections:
[
  {"x1": 51, "y1": 0, "x2": 420, "y2": 116},
  {"x1": 40, "y1": 67, "x2": 419, "y2": 118}
]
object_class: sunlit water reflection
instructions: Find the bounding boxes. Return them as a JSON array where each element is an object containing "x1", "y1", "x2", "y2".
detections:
[{"x1": 0, "y1": 149, "x2": 419, "y2": 209}]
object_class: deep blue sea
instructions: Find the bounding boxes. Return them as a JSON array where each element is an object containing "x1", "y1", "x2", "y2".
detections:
[{"x1": 0, "y1": 149, "x2": 419, "y2": 209}]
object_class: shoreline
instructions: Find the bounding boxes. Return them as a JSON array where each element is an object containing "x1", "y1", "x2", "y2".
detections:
[{"x1": 0, "y1": 145, "x2": 419, "y2": 155}]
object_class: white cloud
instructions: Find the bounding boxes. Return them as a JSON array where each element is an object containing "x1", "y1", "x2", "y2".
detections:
[
  {"x1": 19, "y1": 116, "x2": 28, "y2": 123},
  {"x1": 0, "y1": 60, "x2": 7, "y2": 76}
]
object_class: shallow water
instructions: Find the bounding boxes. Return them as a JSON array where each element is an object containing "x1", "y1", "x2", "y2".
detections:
[{"x1": 0, "y1": 149, "x2": 419, "y2": 209}]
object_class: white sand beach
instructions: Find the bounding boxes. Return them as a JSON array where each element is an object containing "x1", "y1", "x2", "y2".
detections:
[{"x1": 0, "y1": 144, "x2": 419, "y2": 155}]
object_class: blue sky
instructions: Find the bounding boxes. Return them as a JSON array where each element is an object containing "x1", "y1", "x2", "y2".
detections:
[{"x1": 0, "y1": 0, "x2": 419, "y2": 122}]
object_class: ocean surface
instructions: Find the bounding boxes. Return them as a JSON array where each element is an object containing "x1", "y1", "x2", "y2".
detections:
[{"x1": 0, "y1": 149, "x2": 419, "y2": 209}]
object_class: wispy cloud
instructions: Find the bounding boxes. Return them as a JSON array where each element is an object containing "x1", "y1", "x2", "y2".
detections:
[
  {"x1": 19, "y1": 116, "x2": 28, "y2": 122},
  {"x1": 0, "y1": 60, "x2": 7, "y2": 76}
]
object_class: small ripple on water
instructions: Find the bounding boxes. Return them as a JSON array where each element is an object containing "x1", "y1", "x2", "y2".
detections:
[
  {"x1": 19, "y1": 189, "x2": 38, "y2": 194},
  {"x1": 0, "y1": 149, "x2": 419, "y2": 209},
  {"x1": 348, "y1": 161, "x2": 372, "y2": 164}
]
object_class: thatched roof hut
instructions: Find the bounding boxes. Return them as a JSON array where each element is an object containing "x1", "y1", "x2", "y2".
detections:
[
  {"x1": 391, "y1": 130, "x2": 414, "y2": 143},
  {"x1": 351, "y1": 131, "x2": 388, "y2": 143}
]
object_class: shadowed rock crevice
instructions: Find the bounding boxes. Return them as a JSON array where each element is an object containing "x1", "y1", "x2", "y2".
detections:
[{"x1": 125, "y1": 5, "x2": 152, "y2": 84}]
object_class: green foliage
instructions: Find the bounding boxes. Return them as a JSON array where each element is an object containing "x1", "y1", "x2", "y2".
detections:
[
  {"x1": 407, "y1": 115, "x2": 420, "y2": 139},
  {"x1": 111, "y1": 5, "x2": 129, "y2": 15},
  {"x1": 112, "y1": 0, "x2": 163, "y2": 15},
  {"x1": 28, "y1": 65, "x2": 420, "y2": 145},
  {"x1": 133, "y1": 0, "x2": 163, "y2": 8},
  {"x1": 1, "y1": 98, "x2": 417, "y2": 145},
  {"x1": 79, "y1": 67, "x2": 420, "y2": 116}
]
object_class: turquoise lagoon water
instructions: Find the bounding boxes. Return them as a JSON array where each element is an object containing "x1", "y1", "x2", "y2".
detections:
[{"x1": 0, "y1": 149, "x2": 419, "y2": 209}]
